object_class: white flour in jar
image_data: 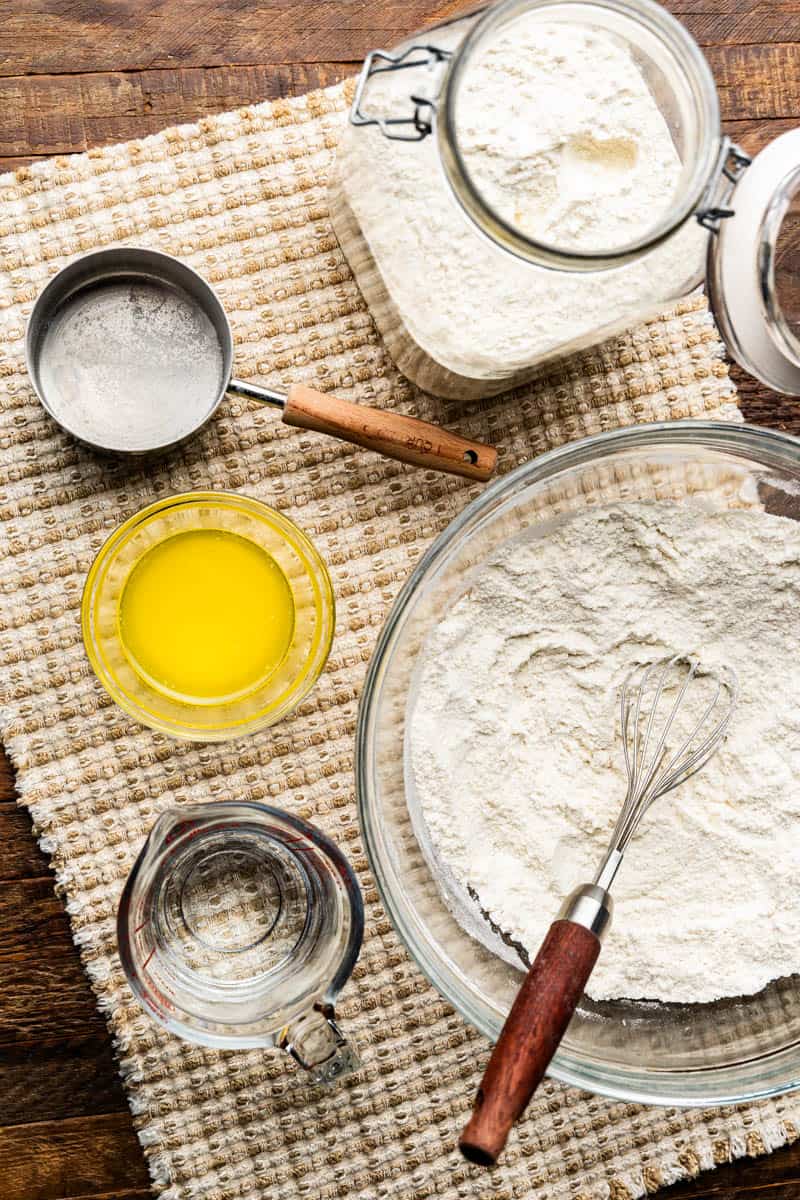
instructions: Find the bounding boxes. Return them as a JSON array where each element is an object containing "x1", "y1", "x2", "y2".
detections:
[
  {"x1": 334, "y1": 16, "x2": 708, "y2": 386},
  {"x1": 456, "y1": 22, "x2": 685, "y2": 251},
  {"x1": 407, "y1": 502, "x2": 800, "y2": 1004}
]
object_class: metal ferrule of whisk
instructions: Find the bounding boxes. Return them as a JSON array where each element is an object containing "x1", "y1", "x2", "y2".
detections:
[{"x1": 559, "y1": 654, "x2": 739, "y2": 941}]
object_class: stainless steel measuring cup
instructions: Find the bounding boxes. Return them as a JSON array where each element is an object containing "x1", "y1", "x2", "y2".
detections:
[
  {"x1": 117, "y1": 801, "x2": 364, "y2": 1084},
  {"x1": 25, "y1": 247, "x2": 497, "y2": 480}
]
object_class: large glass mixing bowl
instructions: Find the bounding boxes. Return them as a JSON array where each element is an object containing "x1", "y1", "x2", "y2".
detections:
[{"x1": 356, "y1": 421, "x2": 800, "y2": 1105}]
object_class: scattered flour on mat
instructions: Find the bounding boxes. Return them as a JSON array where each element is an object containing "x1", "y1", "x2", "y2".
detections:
[{"x1": 408, "y1": 502, "x2": 800, "y2": 1004}]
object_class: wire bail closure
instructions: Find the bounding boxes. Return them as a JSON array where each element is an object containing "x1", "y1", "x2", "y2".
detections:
[
  {"x1": 350, "y1": 44, "x2": 453, "y2": 142},
  {"x1": 696, "y1": 137, "x2": 752, "y2": 233}
]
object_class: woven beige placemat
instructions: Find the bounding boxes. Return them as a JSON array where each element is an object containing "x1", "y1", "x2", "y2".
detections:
[{"x1": 0, "y1": 79, "x2": 795, "y2": 1200}]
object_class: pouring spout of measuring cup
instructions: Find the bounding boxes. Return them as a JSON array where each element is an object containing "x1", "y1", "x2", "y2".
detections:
[
  {"x1": 278, "y1": 1004, "x2": 361, "y2": 1085},
  {"x1": 226, "y1": 377, "x2": 498, "y2": 482}
]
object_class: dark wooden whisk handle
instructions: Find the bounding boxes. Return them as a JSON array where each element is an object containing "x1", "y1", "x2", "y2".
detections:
[{"x1": 459, "y1": 919, "x2": 601, "y2": 1167}]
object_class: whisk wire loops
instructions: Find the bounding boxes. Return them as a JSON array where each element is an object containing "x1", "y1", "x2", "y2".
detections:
[{"x1": 611, "y1": 654, "x2": 738, "y2": 858}]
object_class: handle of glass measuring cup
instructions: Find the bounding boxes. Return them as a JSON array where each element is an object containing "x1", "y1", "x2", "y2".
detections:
[
  {"x1": 278, "y1": 1003, "x2": 360, "y2": 1086},
  {"x1": 227, "y1": 378, "x2": 498, "y2": 481}
]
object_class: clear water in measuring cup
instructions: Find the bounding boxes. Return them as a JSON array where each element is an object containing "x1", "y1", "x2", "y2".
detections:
[
  {"x1": 118, "y1": 803, "x2": 363, "y2": 1080},
  {"x1": 155, "y1": 826, "x2": 311, "y2": 984}
]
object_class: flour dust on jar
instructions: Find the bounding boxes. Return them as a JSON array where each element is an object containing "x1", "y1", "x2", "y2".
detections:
[{"x1": 331, "y1": 0, "x2": 800, "y2": 399}]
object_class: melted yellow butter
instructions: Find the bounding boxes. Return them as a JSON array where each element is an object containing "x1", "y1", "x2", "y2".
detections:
[{"x1": 118, "y1": 529, "x2": 295, "y2": 702}]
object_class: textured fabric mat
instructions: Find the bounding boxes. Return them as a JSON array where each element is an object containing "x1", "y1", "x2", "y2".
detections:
[{"x1": 0, "y1": 80, "x2": 794, "y2": 1200}]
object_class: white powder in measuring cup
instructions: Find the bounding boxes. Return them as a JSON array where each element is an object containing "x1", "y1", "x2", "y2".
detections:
[
  {"x1": 407, "y1": 502, "x2": 800, "y2": 1005},
  {"x1": 332, "y1": 17, "x2": 708, "y2": 394},
  {"x1": 37, "y1": 279, "x2": 224, "y2": 452}
]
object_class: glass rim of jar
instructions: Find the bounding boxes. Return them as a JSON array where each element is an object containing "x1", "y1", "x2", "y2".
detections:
[{"x1": 436, "y1": 0, "x2": 722, "y2": 271}]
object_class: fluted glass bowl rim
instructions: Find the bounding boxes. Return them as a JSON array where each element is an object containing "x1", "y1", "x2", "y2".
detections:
[{"x1": 82, "y1": 490, "x2": 335, "y2": 741}]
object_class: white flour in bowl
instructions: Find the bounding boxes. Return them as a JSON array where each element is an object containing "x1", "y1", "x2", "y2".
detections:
[{"x1": 407, "y1": 501, "x2": 800, "y2": 1004}]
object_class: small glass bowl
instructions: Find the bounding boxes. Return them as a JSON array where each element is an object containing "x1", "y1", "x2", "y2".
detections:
[
  {"x1": 82, "y1": 491, "x2": 334, "y2": 741},
  {"x1": 356, "y1": 421, "x2": 800, "y2": 1106}
]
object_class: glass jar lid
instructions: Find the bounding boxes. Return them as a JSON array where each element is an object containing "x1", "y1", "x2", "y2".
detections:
[{"x1": 707, "y1": 129, "x2": 800, "y2": 395}]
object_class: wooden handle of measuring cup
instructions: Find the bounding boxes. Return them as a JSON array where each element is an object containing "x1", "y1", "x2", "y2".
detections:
[
  {"x1": 282, "y1": 384, "x2": 497, "y2": 481},
  {"x1": 459, "y1": 920, "x2": 601, "y2": 1168}
]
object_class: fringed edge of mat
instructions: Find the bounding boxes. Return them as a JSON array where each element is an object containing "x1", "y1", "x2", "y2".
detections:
[
  {"x1": 579, "y1": 1116, "x2": 800, "y2": 1200},
  {"x1": 0, "y1": 77, "x2": 355, "y2": 201}
]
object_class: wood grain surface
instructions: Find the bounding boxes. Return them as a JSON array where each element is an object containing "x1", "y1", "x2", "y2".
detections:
[{"x1": 1, "y1": 3, "x2": 799, "y2": 1198}]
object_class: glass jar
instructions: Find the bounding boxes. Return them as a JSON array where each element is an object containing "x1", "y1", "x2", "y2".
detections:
[{"x1": 331, "y1": 0, "x2": 800, "y2": 399}]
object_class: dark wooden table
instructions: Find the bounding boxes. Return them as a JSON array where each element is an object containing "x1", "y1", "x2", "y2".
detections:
[{"x1": 1, "y1": 3, "x2": 799, "y2": 1198}]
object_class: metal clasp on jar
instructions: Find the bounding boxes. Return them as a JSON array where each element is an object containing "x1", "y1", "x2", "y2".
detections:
[
  {"x1": 696, "y1": 136, "x2": 753, "y2": 232},
  {"x1": 350, "y1": 44, "x2": 453, "y2": 142}
]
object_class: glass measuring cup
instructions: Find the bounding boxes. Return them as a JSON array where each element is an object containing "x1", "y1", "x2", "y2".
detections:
[{"x1": 118, "y1": 802, "x2": 363, "y2": 1084}]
